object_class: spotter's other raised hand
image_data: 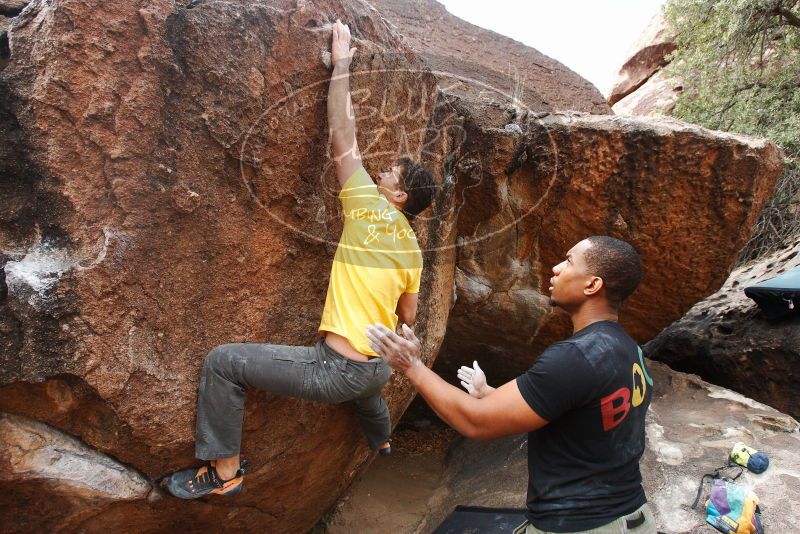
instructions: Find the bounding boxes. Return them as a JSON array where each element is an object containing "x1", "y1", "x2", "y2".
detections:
[{"x1": 457, "y1": 361, "x2": 489, "y2": 399}]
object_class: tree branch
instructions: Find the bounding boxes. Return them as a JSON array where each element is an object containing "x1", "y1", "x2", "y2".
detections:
[{"x1": 772, "y1": 6, "x2": 800, "y2": 28}]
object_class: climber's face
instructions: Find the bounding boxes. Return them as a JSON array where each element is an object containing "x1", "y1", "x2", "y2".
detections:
[
  {"x1": 376, "y1": 164, "x2": 407, "y2": 207},
  {"x1": 377, "y1": 164, "x2": 402, "y2": 193}
]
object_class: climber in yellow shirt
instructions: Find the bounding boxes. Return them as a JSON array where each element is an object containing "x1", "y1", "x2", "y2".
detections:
[{"x1": 163, "y1": 19, "x2": 437, "y2": 499}]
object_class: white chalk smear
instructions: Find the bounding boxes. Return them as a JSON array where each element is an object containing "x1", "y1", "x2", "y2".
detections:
[
  {"x1": 651, "y1": 477, "x2": 701, "y2": 532},
  {"x1": 3, "y1": 228, "x2": 120, "y2": 307},
  {"x1": 4, "y1": 241, "x2": 71, "y2": 298},
  {"x1": 646, "y1": 422, "x2": 685, "y2": 465},
  {"x1": 707, "y1": 387, "x2": 774, "y2": 411}
]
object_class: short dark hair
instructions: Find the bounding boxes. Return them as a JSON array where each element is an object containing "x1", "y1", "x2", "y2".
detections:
[
  {"x1": 583, "y1": 236, "x2": 643, "y2": 307},
  {"x1": 396, "y1": 157, "x2": 435, "y2": 218}
]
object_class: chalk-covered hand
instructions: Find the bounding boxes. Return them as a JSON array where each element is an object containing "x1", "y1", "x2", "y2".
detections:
[
  {"x1": 366, "y1": 323, "x2": 422, "y2": 374},
  {"x1": 457, "y1": 361, "x2": 489, "y2": 398},
  {"x1": 331, "y1": 19, "x2": 357, "y2": 69}
]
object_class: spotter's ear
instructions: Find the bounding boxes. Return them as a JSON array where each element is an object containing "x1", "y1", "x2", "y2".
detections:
[{"x1": 584, "y1": 275, "x2": 604, "y2": 296}]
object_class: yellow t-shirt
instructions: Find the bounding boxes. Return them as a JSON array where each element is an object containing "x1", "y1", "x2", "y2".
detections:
[{"x1": 319, "y1": 166, "x2": 423, "y2": 356}]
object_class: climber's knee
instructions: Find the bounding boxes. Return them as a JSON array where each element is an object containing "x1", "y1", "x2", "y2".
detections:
[{"x1": 204, "y1": 344, "x2": 234, "y2": 373}]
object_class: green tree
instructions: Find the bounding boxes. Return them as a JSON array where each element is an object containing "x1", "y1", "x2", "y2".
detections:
[
  {"x1": 664, "y1": 0, "x2": 800, "y2": 155},
  {"x1": 664, "y1": 0, "x2": 799, "y2": 262}
]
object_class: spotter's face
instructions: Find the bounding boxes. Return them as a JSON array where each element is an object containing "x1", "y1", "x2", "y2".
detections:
[{"x1": 549, "y1": 239, "x2": 594, "y2": 309}]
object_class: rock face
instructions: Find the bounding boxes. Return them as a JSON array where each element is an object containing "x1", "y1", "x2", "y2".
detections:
[
  {"x1": 0, "y1": 413, "x2": 151, "y2": 532},
  {"x1": 0, "y1": 0, "x2": 783, "y2": 531},
  {"x1": 438, "y1": 114, "x2": 782, "y2": 383},
  {"x1": 607, "y1": 10, "x2": 677, "y2": 107},
  {"x1": 417, "y1": 361, "x2": 800, "y2": 534},
  {"x1": 1, "y1": 1, "x2": 453, "y2": 531},
  {"x1": 370, "y1": 0, "x2": 612, "y2": 115},
  {"x1": 613, "y1": 68, "x2": 682, "y2": 116},
  {"x1": 607, "y1": 9, "x2": 683, "y2": 116},
  {"x1": 645, "y1": 238, "x2": 800, "y2": 419}
]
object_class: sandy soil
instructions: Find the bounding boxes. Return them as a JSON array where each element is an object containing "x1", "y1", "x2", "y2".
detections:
[{"x1": 320, "y1": 425, "x2": 460, "y2": 534}]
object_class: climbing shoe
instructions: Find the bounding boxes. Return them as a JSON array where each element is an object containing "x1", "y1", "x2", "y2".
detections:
[
  {"x1": 378, "y1": 440, "x2": 392, "y2": 457},
  {"x1": 163, "y1": 459, "x2": 249, "y2": 499}
]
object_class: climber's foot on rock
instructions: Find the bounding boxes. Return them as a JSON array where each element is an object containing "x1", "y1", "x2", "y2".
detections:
[
  {"x1": 163, "y1": 459, "x2": 249, "y2": 499},
  {"x1": 378, "y1": 440, "x2": 391, "y2": 456}
]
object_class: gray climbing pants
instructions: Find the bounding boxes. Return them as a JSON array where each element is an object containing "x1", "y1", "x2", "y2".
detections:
[{"x1": 194, "y1": 339, "x2": 393, "y2": 459}]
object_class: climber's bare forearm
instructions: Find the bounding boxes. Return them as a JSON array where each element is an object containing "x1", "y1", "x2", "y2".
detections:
[{"x1": 328, "y1": 22, "x2": 361, "y2": 185}]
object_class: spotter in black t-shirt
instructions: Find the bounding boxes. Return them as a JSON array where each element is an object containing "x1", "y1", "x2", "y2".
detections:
[{"x1": 515, "y1": 320, "x2": 653, "y2": 532}]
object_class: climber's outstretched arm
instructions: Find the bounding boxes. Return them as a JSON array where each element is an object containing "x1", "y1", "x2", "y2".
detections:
[{"x1": 328, "y1": 19, "x2": 361, "y2": 187}]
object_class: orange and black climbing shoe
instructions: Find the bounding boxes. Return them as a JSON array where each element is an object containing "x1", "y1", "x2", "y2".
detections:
[{"x1": 163, "y1": 459, "x2": 249, "y2": 499}]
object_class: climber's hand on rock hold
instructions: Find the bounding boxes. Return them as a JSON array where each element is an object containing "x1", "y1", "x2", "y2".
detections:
[
  {"x1": 457, "y1": 361, "x2": 489, "y2": 399},
  {"x1": 331, "y1": 19, "x2": 357, "y2": 69},
  {"x1": 366, "y1": 323, "x2": 422, "y2": 373}
]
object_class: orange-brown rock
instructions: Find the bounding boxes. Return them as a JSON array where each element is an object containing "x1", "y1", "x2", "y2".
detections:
[
  {"x1": 0, "y1": 1, "x2": 452, "y2": 531},
  {"x1": 370, "y1": 0, "x2": 612, "y2": 115},
  {"x1": 607, "y1": 10, "x2": 677, "y2": 107},
  {"x1": 435, "y1": 112, "x2": 783, "y2": 384},
  {"x1": 0, "y1": 0, "x2": 783, "y2": 531}
]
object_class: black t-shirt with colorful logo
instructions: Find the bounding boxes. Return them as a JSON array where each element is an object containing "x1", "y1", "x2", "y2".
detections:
[{"x1": 515, "y1": 320, "x2": 652, "y2": 532}]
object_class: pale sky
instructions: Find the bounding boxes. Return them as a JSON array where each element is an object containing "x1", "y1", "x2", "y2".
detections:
[{"x1": 437, "y1": 0, "x2": 666, "y2": 96}]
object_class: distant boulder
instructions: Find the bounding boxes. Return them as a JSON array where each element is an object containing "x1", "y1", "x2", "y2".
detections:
[
  {"x1": 607, "y1": 10, "x2": 682, "y2": 116},
  {"x1": 646, "y1": 238, "x2": 800, "y2": 418}
]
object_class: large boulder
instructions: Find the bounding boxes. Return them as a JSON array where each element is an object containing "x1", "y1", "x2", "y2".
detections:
[
  {"x1": 645, "y1": 237, "x2": 800, "y2": 418},
  {"x1": 0, "y1": 0, "x2": 453, "y2": 531},
  {"x1": 0, "y1": 0, "x2": 783, "y2": 531},
  {"x1": 436, "y1": 113, "x2": 783, "y2": 383},
  {"x1": 415, "y1": 361, "x2": 800, "y2": 534}
]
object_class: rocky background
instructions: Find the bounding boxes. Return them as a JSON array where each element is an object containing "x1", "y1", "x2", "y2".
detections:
[
  {"x1": 0, "y1": 0, "x2": 788, "y2": 532},
  {"x1": 606, "y1": 6, "x2": 800, "y2": 420},
  {"x1": 607, "y1": 10, "x2": 682, "y2": 117},
  {"x1": 645, "y1": 243, "x2": 800, "y2": 418},
  {"x1": 326, "y1": 5, "x2": 800, "y2": 532},
  {"x1": 412, "y1": 362, "x2": 800, "y2": 534}
]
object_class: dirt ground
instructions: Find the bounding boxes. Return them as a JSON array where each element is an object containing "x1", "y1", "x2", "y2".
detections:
[{"x1": 319, "y1": 422, "x2": 460, "y2": 534}]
